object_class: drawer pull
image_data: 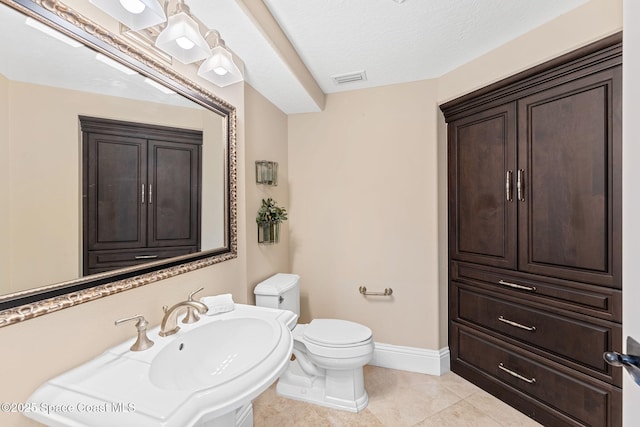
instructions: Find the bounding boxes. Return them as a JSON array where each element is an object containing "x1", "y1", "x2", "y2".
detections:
[
  {"x1": 498, "y1": 279, "x2": 536, "y2": 292},
  {"x1": 498, "y1": 363, "x2": 536, "y2": 384},
  {"x1": 135, "y1": 255, "x2": 159, "y2": 260},
  {"x1": 498, "y1": 315, "x2": 536, "y2": 331}
]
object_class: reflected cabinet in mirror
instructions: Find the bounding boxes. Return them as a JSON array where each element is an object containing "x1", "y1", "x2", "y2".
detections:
[{"x1": 0, "y1": 0, "x2": 237, "y2": 326}]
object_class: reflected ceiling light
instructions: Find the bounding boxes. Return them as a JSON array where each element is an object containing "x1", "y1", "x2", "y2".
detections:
[
  {"x1": 25, "y1": 17, "x2": 82, "y2": 47},
  {"x1": 155, "y1": 1, "x2": 210, "y2": 64},
  {"x1": 198, "y1": 31, "x2": 244, "y2": 87},
  {"x1": 90, "y1": 0, "x2": 166, "y2": 31},
  {"x1": 96, "y1": 53, "x2": 138, "y2": 75},
  {"x1": 144, "y1": 77, "x2": 176, "y2": 94}
]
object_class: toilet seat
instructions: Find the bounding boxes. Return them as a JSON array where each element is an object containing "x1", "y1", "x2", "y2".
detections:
[
  {"x1": 293, "y1": 319, "x2": 374, "y2": 360},
  {"x1": 303, "y1": 319, "x2": 372, "y2": 347}
]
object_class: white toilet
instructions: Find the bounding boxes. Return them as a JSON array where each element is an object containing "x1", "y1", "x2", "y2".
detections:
[{"x1": 254, "y1": 273, "x2": 374, "y2": 412}]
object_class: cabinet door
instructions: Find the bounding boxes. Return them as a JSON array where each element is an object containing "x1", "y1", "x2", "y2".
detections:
[
  {"x1": 86, "y1": 133, "x2": 147, "y2": 251},
  {"x1": 147, "y1": 140, "x2": 201, "y2": 248},
  {"x1": 448, "y1": 103, "x2": 517, "y2": 269},
  {"x1": 517, "y1": 67, "x2": 622, "y2": 287}
]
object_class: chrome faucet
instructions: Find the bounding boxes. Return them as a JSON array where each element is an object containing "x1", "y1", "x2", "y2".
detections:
[{"x1": 159, "y1": 298, "x2": 208, "y2": 337}]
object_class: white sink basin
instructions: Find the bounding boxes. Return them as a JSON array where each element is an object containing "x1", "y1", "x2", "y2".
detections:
[
  {"x1": 25, "y1": 304, "x2": 295, "y2": 427},
  {"x1": 150, "y1": 317, "x2": 278, "y2": 390}
]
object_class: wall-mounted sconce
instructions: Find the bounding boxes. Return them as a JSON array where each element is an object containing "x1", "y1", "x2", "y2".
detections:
[
  {"x1": 255, "y1": 161, "x2": 278, "y2": 186},
  {"x1": 89, "y1": 0, "x2": 244, "y2": 87}
]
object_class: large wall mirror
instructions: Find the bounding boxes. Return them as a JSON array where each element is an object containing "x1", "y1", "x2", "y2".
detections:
[{"x1": 0, "y1": 0, "x2": 237, "y2": 326}]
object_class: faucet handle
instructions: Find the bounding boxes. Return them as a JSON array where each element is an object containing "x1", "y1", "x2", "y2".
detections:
[
  {"x1": 183, "y1": 287, "x2": 205, "y2": 324},
  {"x1": 188, "y1": 287, "x2": 205, "y2": 301},
  {"x1": 115, "y1": 314, "x2": 155, "y2": 352}
]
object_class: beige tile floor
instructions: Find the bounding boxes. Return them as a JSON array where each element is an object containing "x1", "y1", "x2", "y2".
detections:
[{"x1": 253, "y1": 365, "x2": 543, "y2": 427}]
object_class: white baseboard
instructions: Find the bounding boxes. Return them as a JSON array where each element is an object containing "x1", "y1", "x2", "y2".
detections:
[{"x1": 369, "y1": 342, "x2": 450, "y2": 376}]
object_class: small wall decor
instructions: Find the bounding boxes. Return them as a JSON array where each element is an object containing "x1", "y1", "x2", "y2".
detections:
[
  {"x1": 255, "y1": 160, "x2": 278, "y2": 185},
  {"x1": 256, "y1": 198, "x2": 287, "y2": 244}
]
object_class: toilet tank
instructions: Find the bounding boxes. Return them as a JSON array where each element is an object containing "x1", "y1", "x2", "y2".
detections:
[{"x1": 254, "y1": 273, "x2": 300, "y2": 317}]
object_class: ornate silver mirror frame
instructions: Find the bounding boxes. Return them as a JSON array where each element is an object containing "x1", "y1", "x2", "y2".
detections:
[{"x1": 0, "y1": 0, "x2": 238, "y2": 327}]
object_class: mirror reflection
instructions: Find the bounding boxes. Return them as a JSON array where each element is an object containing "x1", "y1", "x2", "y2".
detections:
[{"x1": 0, "y1": 1, "x2": 230, "y2": 305}]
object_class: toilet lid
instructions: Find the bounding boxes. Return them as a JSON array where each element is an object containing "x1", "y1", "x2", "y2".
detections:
[{"x1": 303, "y1": 319, "x2": 372, "y2": 346}]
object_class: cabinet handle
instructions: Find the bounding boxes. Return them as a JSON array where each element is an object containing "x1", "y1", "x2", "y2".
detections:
[
  {"x1": 141, "y1": 184, "x2": 145, "y2": 204},
  {"x1": 498, "y1": 315, "x2": 536, "y2": 331},
  {"x1": 498, "y1": 363, "x2": 536, "y2": 384},
  {"x1": 516, "y1": 169, "x2": 525, "y2": 201},
  {"x1": 135, "y1": 255, "x2": 159, "y2": 259},
  {"x1": 505, "y1": 170, "x2": 513, "y2": 201},
  {"x1": 149, "y1": 184, "x2": 153, "y2": 204},
  {"x1": 498, "y1": 279, "x2": 536, "y2": 292}
]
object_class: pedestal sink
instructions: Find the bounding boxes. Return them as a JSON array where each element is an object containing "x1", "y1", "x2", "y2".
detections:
[
  {"x1": 25, "y1": 305, "x2": 295, "y2": 427},
  {"x1": 150, "y1": 318, "x2": 281, "y2": 391}
]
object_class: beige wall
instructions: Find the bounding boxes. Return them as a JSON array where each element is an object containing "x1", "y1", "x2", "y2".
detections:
[
  {"x1": 244, "y1": 84, "x2": 290, "y2": 303},
  {"x1": 3, "y1": 81, "x2": 224, "y2": 294},
  {"x1": 288, "y1": 80, "x2": 442, "y2": 349},
  {"x1": 288, "y1": 0, "x2": 622, "y2": 352}
]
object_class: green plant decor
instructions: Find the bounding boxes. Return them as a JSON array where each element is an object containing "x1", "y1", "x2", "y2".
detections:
[
  {"x1": 256, "y1": 198, "x2": 287, "y2": 244},
  {"x1": 256, "y1": 198, "x2": 288, "y2": 224}
]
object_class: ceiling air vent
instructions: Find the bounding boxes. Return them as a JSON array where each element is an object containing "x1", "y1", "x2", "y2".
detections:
[{"x1": 331, "y1": 70, "x2": 367, "y2": 86}]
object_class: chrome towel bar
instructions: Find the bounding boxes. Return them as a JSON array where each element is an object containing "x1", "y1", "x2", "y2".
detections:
[{"x1": 359, "y1": 286, "x2": 393, "y2": 296}]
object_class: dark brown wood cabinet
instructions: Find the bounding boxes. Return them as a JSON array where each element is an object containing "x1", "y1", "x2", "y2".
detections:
[
  {"x1": 448, "y1": 102, "x2": 517, "y2": 269},
  {"x1": 441, "y1": 34, "x2": 622, "y2": 427},
  {"x1": 81, "y1": 117, "x2": 202, "y2": 275}
]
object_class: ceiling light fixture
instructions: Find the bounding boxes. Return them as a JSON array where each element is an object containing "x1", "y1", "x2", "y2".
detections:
[
  {"x1": 197, "y1": 31, "x2": 244, "y2": 87},
  {"x1": 90, "y1": 0, "x2": 166, "y2": 31},
  {"x1": 155, "y1": 1, "x2": 210, "y2": 64},
  {"x1": 89, "y1": 0, "x2": 244, "y2": 86}
]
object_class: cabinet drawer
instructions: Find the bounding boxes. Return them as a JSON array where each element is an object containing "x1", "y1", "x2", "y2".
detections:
[
  {"x1": 453, "y1": 261, "x2": 621, "y2": 322},
  {"x1": 454, "y1": 324, "x2": 622, "y2": 427},
  {"x1": 88, "y1": 247, "x2": 198, "y2": 270},
  {"x1": 454, "y1": 284, "x2": 620, "y2": 383}
]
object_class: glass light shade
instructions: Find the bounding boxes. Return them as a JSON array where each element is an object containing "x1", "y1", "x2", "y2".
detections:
[
  {"x1": 197, "y1": 46, "x2": 244, "y2": 87},
  {"x1": 155, "y1": 12, "x2": 210, "y2": 64},
  {"x1": 90, "y1": 0, "x2": 166, "y2": 31},
  {"x1": 120, "y1": 0, "x2": 145, "y2": 14},
  {"x1": 255, "y1": 161, "x2": 278, "y2": 185}
]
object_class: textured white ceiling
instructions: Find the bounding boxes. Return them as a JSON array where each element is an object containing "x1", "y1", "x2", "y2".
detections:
[
  {"x1": 261, "y1": 0, "x2": 589, "y2": 96},
  {"x1": 1, "y1": 0, "x2": 590, "y2": 115}
]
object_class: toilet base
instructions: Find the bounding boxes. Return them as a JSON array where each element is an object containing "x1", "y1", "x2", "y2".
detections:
[{"x1": 275, "y1": 359, "x2": 369, "y2": 412}]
